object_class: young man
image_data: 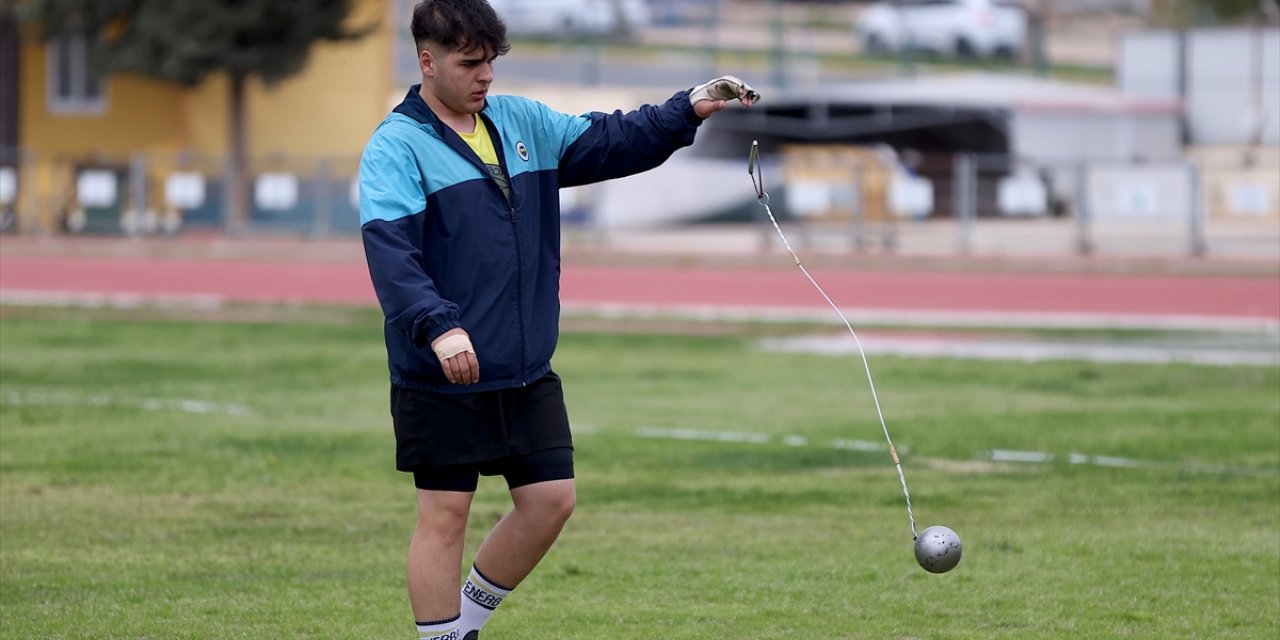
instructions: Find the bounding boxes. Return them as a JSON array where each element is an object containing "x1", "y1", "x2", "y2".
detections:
[{"x1": 358, "y1": 1, "x2": 757, "y2": 638}]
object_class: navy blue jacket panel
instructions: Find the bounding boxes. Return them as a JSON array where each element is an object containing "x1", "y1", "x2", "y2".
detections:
[{"x1": 360, "y1": 86, "x2": 703, "y2": 393}]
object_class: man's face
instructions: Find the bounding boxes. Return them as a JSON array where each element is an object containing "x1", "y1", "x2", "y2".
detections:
[{"x1": 421, "y1": 44, "x2": 496, "y2": 118}]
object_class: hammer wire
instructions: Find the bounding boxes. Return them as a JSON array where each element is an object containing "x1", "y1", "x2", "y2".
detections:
[{"x1": 748, "y1": 140, "x2": 918, "y2": 540}]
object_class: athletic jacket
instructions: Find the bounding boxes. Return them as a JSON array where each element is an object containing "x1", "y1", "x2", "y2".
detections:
[{"x1": 360, "y1": 85, "x2": 704, "y2": 393}]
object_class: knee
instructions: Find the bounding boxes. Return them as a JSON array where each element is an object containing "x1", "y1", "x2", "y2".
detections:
[
  {"x1": 520, "y1": 482, "x2": 576, "y2": 526},
  {"x1": 416, "y1": 498, "x2": 471, "y2": 544},
  {"x1": 547, "y1": 488, "x2": 576, "y2": 525}
]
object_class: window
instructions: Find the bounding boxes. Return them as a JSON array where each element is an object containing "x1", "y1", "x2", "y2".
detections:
[{"x1": 46, "y1": 33, "x2": 106, "y2": 114}]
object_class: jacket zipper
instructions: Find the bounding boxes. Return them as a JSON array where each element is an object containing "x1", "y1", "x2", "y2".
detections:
[
  {"x1": 444, "y1": 109, "x2": 528, "y2": 386},
  {"x1": 509, "y1": 202, "x2": 527, "y2": 385},
  {"x1": 481, "y1": 113, "x2": 528, "y2": 386}
]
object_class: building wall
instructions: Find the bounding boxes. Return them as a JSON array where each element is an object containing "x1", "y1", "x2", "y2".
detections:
[
  {"x1": 19, "y1": 44, "x2": 182, "y2": 157},
  {"x1": 16, "y1": 41, "x2": 184, "y2": 232},
  {"x1": 1013, "y1": 109, "x2": 1183, "y2": 162},
  {"x1": 1188, "y1": 145, "x2": 1280, "y2": 221},
  {"x1": 1120, "y1": 27, "x2": 1280, "y2": 145},
  {"x1": 178, "y1": 0, "x2": 394, "y2": 159},
  {"x1": 11, "y1": 0, "x2": 395, "y2": 232},
  {"x1": 1, "y1": 17, "x2": 19, "y2": 148},
  {"x1": 1186, "y1": 28, "x2": 1279, "y2": 146}
]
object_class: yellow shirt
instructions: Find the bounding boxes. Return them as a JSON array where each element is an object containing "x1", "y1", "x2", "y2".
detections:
[{"x1": 457, "y1": 114, "x2": 510, "y2": 200}]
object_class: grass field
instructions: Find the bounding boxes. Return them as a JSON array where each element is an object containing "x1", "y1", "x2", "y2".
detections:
[{"x1": 1, "y1": 306, "x2": 1277, "y2": 639}]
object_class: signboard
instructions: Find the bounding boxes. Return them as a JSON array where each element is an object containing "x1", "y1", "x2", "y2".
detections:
[
  {"x1": 1228, "y1": 181, "x2": 1271, "y2": 216},
  {"x1": 786, "y1": 181, "x2": 833, "y2": 218},
  {"x1": 77, "y1": 170, "x2": 118, "y2": 208},
  {"x1": 1086, "y1": 165, "x2": 1190, "y2": 220},
  {"x1": 165, "y1": 172, "x2": 207, "y2": 209},
  {"x1": 890, "y1": 175, "x2": 933, "y2": 218},
  {"x1": 998, "y1": 171, "x2": 1049, "y2": 217},
  {"x1": 0, "y1": 167, "x2": 14, "y2": 205},
  {"x1": 254, "y1": 173, "x2": 299, "y2": 211}
]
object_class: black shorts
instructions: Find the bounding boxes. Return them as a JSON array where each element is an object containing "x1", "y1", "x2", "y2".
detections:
[
  {"x1": 413, "y1": 446, "x2": 575, "y2": 492},
  {"x1": 391, "y1": 371, "x2": 575, "y2": 481}
]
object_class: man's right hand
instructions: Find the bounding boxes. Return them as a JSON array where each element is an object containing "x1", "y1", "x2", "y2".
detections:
[{"x1": 431, "y1": 328, "x2": 479, "y2": 385}]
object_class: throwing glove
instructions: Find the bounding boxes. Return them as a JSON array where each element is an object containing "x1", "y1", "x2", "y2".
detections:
[{"x1": 689, "y1": 75, "x2": 761, "y2": 107}]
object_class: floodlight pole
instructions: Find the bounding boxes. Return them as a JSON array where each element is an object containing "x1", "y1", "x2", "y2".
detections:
[
  {"x1": 314, "y1": 157, "x2": 332, "y2": 238},
  {"x1": 704, "y1": 0, "x2": 721, "y2": 79},
  {"x1": 1073, "y1": 161, "x2": 1093, "y2": 255},
  {"x1": 128, "y1": 152, "x2": 147, "y2": 237},
  {"x1": 771, "y1": 0, "x2": 785, "y2": 89},
  {"x1": 1188, "y1": 162, "x2": 1207, "y2": 256},
  {"x1": 894, "y1": 0, "x2": 916, "y2": 77},
  {"x1": 953, "y1": 154, "x2": 976, "y2": 253},
  {"x1": 1029, "y1": 6, "x2": 1048, "y2": 77}
]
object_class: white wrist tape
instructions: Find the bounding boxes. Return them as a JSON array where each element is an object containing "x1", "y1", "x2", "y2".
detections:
[
  {"x1": 689, "y1": 75, "x2": 760, "y2": 105},
  {"x1": 432, "y1": 333, "x2": 474, "y2": 361}
]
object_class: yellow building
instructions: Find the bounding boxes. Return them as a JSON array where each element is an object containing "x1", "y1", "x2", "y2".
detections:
[{"x1": 0, "y1": 0, "x2": 410, "y2": 235}]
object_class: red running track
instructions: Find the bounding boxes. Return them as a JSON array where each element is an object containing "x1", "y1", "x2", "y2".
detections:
[{"x1": 1, "y1": 255, "x2": 1278, "y2": 322}]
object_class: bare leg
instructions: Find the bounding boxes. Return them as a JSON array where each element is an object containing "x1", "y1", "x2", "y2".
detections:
[
  {"x1": 408, "y1": 489, "x2": 474, "y2": 622},
  {"x1": 471, "y1": 478, "x2": 576, "y2": 588}
]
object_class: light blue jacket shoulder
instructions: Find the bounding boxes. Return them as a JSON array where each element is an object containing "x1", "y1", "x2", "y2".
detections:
[{"x1": 358, "y1": 96, "x2": 592, "y2": 226}]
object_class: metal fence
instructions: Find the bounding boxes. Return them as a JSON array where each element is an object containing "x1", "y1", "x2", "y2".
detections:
[
  {"x1": 2, "y1": 145, "x2": 1277, "y2": 259},
  {"x1": 0, "y1": 146, "x2": 360, "y2": 237},
  {"x1": 745, "y1": 146, "x2": 1279, "y2": 258}
]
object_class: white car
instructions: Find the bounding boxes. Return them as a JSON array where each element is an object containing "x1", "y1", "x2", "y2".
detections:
[
  {"x1": 856, "y1": 0, "x2": 1028, "y2": 59},
  {"x1": 489, "y1": 0, "x2": 650, "y2": 38}
]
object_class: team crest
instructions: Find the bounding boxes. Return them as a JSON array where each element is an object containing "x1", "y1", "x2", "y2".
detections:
[{"x1": 516, "y1": 141, "x2": 529, "y2": 162}]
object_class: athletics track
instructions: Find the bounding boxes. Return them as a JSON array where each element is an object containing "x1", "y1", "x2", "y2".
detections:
[{"x1": 1, "y1": 236, "x2": 1277, "y2": 331}]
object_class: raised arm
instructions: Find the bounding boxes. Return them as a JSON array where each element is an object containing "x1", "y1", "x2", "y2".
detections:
[{"x1": 556, "y1": 76, "x2": 759, "y2": 188}]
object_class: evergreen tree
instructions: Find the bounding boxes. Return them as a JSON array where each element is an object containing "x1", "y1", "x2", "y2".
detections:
[{"x1": 18, "y1": 0, "x2": 372, "y2": 232}]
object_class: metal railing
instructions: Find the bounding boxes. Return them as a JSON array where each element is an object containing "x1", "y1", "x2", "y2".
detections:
[
  {"x1": 0, "y1": 147, "x2": 361, "y2": 238},
  {"x1": 3, "y1": 145, "x2": 1277, "y2": 260},
  {"x1": 748, "y1": 147, "x2": 1279, "y2": 258}
]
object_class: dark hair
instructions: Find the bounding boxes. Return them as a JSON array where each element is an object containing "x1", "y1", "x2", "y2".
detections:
[{"x1": 411, "y1": 0, "x2": 510, "y2": 56}]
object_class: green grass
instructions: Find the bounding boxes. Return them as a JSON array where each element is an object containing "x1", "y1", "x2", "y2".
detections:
[{"x1": 1, "y1": 308, "x2": 1277, "y2": 639}]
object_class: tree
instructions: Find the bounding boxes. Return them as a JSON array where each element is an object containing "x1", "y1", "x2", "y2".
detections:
[
  {"x1": 17, "y1": 0, "x2": 372, "y2": 233},
  {"x1": 1153, "y1": 0, "x2": 1280, "y2": 25}
]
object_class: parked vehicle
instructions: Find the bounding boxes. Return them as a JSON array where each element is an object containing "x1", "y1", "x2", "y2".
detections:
[
  {"x1": 856, "y1": 0, "x2": 1028, "y2": 59},
  {"x1": 489, "y1": 0, "x2": 651, "y2": 39}
]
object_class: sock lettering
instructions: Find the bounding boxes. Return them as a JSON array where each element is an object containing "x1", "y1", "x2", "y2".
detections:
[
  {"x1": 463, "y1": 580, "x2": 504, "y2": 610},
  {"x1": 420, "y1": 631, "x2": 459, "y2": 640}
]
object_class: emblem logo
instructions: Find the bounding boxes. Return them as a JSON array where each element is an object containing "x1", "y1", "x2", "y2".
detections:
[{"x1": 516, "y1": 141, "x2": 529, "y2": 162}]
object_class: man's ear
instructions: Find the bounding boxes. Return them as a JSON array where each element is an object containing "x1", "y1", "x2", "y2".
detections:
[{"x1": 419, "y1": 48, "x2": 434, "y2": 78}]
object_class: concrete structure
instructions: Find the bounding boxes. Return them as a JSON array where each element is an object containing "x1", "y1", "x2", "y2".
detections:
[
  {"x1": 698, "y1": 73, "x2": 1184, "y2": 163},
  {"x1": 1119, "y1": 27, "x2": 1280, "y2": 221},
  {"x1": 688, "y1": 73, "x2": 1187, "y2": 227},
  {"x1": 1120, "y1": 27, "x2": 1280, "y2": 146}
]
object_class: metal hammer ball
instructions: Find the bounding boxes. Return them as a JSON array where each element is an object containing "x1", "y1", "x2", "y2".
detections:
[{"x1": 914, "y1": 525, "x2": 962, "y2": 573}]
